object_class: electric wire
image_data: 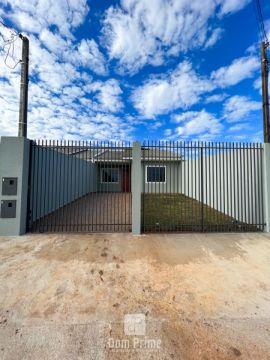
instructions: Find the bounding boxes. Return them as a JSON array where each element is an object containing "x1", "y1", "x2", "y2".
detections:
[
  {"x1": 0, "y1": 19, "x2": 21, "y2": 69},
  {"x1": 253, "y1": 0, "x2": 269, "y2": 44}
]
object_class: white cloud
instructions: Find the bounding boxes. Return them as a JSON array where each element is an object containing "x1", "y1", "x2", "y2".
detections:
[
  {"x1": 229, "y1": 123, "x2": 251, "y2": 132},
  {"x1": 102, "y1": 0, "x2": 251, "y2": 73},
  {"x1": 83, "y1": 79, "x2": 123, "y2": 113},
  {"x1": 39, "y1": 29, "x2": 70, "y2": 54},
  {"x1": 204, "y1": 93, "x2": 228, "y2": 103},
  {"x1": 211, "y1": 56, "x2": 259, "y2": 87},
  {"x1": 173, "y1": 110, "x2": 223, "y2": 137},
  {"x1": 204, "y1": 28, "x2": 223, "y2": 49},
  {"x1": 39, "y1": 30, "x2": 107, "y2": 75},
  {"x1": 218, "y1": 0, "x2": 251, "y2": 16},
  {"x1": 4, "y1": 0, "x2": 89, "y2": 38},
  {"x1": 132, "y1": 61, "x2": 213, "y2": 118},
  {"x1": 132, "y1": 54, "x2": 259, "y2": 118},
  {"x1": 75, "y1": 39, "x2": 107, "y2": 75},
  {"x1": 0, "y1": 32, "x2": 128, "y2": 140},
  {"x1": 223, "y1": 95, "x2": 261, "y2": 122}
]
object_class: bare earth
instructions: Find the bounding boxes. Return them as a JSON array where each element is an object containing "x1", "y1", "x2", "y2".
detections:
[{"x1": 0, "y1": 232, "x2": 270, "y2": 359}]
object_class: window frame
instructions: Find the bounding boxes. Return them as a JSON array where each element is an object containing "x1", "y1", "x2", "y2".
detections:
[
  {"x1": 101, "y1": 167, "x2": 120, "y2": 184},
  {"x1": 145, "y1": 165, "x2": 166, "y2": 184}
]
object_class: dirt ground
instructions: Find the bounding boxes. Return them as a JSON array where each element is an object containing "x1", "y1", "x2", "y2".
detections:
[{"x1": 0, "y1": 232, "x2": 270, "y2": 359}]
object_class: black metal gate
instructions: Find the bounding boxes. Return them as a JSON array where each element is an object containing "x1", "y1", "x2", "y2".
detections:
[
  {"x1": 27, "y1": 140, "x2": 132, "y2": 232},
  {"x1": 141, "y1": 141, "x2": 265, "y2": 232}
]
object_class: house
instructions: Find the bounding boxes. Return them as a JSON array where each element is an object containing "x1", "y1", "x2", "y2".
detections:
[{"x1": 71, "y1": 147, "x2": 182, "y2": 193}]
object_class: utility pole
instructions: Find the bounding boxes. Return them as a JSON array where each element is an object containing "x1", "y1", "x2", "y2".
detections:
[
  {"x1": 261, "y1": 41, "x2": 270, "y2": 143},
  {"x1": 18, "y1": 34, "x2": 29, "y2": 137}
]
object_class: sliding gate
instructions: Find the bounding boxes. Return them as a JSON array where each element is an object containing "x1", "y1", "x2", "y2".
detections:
[
  {"x1": 27, "y1": 140, "x2": 132, "y2": 232},
  {"x1": 142, "y1": 141, "x2": 265, "y2": 232}
]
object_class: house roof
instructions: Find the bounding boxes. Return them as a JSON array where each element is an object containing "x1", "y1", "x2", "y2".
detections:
[
  {"x1": 90, "y1": 148, "x2": 181, "y2": 162},
  {"x1": 45, "y1": 145, "x2": 182, "y2": 162}
]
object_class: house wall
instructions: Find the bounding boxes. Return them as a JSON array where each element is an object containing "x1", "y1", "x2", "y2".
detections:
[
  {"x1": 97, "y1": 165, "x2": 122, "y2": 192},
  {"x1": 142, "y1": 161, "x2": 182, "y2": 193},
  {"x1": 30, "y1": 145, "x2": 97, "y2": 222}
]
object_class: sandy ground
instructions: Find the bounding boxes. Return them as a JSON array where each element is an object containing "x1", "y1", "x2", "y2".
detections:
[{"x1": 0, "y1": 232, "x2": 270, "y2": 359}]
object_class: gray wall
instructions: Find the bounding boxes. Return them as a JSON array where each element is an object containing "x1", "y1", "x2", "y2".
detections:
[
  {"x1": 182, "y1": 149, "x2": 264, "y2": 226},
  {"x1": 30, "y1": 145, "x2": 97, "y2": 222},
  {"x1": 142, "y1": 161, "x2": 182, "y2": 193},
  {"x1": 97, "y1": 165, "x2": 122, "y2": 192},
  {"x1": 0, "y1": 137, "x2": 30, "y2": 236}
]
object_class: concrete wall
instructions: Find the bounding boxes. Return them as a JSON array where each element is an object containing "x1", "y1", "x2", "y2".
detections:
[
  {"x1": 29, "y1": 145, "x2": 97, "y2": 222},
  {"x1": 0, "y1": 137, "x2": 30, "y2": 235}
]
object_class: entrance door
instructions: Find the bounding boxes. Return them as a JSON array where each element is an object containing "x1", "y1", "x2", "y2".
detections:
[{"x1": 122, "y1": 166, "x2": 131, "y2": 192}]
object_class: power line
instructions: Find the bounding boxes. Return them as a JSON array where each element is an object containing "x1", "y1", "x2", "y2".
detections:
[
  {"x1": 0, "y1": 19, "x2": 21, "y2": 69},
  {"x1": 253, "y1": 0, "x2": 269, "y2": 44}
]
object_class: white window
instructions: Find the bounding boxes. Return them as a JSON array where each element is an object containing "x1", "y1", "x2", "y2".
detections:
[
  {"x1": 146, "y1": 166, "x2": 166, "y2": 183},
  {"x1": 101, "y1": 168, "x2": 119, "y2": 183}
]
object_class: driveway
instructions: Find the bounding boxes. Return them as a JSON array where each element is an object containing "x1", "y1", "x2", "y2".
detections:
[
  {"x1": 0, "y1": 233, "x2": 270, "y2": 359},
  {"x1": 30, "y1": 192, "x2": 132, "y2": 232}
]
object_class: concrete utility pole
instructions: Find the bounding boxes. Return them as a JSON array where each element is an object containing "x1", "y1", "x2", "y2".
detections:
[
  {"x1": 18, "y1": 34, "x2": 29, "y2": 138},
  {"x1": 261, "y1": 41, "x2": 270, "y2": 143}
]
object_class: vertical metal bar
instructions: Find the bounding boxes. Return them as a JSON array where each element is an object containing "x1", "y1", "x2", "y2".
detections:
[
  {"x1": 88, "y1": 141, "x2": 91, "y2": 232},
  {"x1": 40, "y1": 139, "x2": 45, "y2": 232},
  {"x1": 233, "y1": 142, "x2": 236, "y2": 231},
  {"x1": 222, "y1": 142, "x2": 225, "y2": 231},
  {"x1": 79, "y1": 140, "x2": 82, "y2": 232},
  {"x1": 201, "y1": 144, "x2": 204, "y2": 232},
  {"x1": 91, "y1": 141, "x2": 94, "y2": 232},
  {"x1": 229, "y1": 142, "x2": 232, "y2": 224},
  {"x1": 242, "y1": 143, "x2": 246, "y2": 229},
  {"x1": 258, "y1": 143, "x2": 261, "y2": 229},
  {"x1": 36, "y1": 140, "x2": 41, "y2": 231},
  {"x1": 31, "y1": 141, "x2": 37, "y2": 231},
  {"x1": 225, "y1": 142, "x2": 229, "y2": 230},
  {"x1": 142, "y1": 141, "x2": 144, "y2": 232},
  {"x1": 62, "y1": 139, "x2": 65, "y2": 232},
  {"x1": 260, "y1": 144, "x2": 265, "y2": 229},
  {"x1": 247, "y1": 143, "x2": 251, "y2": 226},
  {"x1": 251, "y1": 143, "x2": 255, "y2": 226},
  {"x1": 44, "y1": 139, "x2": 49, "y2": 232},
  {"x1": 50, "y1": 140, "x2": 54, "y2": 232},
  {"x1": 208, "y1": 142, "x2": 211, "y2": 232},
  {"x1": 73, "y1": 140, "x2": 76, "y2": 232},
  {"x1": 204, "y1": 142, "x2": 208, "y2": 232}
]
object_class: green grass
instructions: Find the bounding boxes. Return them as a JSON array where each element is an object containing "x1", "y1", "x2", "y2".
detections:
[{"x1": 142, "y1": 193, "x2": 260, "y2": 232}]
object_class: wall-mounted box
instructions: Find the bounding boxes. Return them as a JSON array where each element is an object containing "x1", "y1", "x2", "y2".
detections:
[
  {"x1": 2, "y1": 177, "x2": 18, "y2": 196},
  {"x1": 0, "y1": 200, "x2": 16, "y2": 218}
]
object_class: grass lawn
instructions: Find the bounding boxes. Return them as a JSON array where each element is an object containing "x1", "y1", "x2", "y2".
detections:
[{"x1": 142, "y1": 193, "x2": 260, "y2": 232}]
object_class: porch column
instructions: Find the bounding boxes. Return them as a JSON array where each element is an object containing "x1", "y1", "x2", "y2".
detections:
[
  {"x1": 132, "y1": 141, "x2": 142, "y2": 234},
  {"x1": 0, "y1": 137, "x2": 30, "y2": 236}
]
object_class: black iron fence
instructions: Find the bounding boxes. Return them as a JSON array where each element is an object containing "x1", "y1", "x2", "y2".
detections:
[
  {"x1": 27, "y1": 140, "x2": 265, "y2": 234},
  {"x1": 27, "y1": 140, "x2": 132, "y2": 232},
  {"x1": 141, "y1": 141, "x2": 264, "y2": 232}
]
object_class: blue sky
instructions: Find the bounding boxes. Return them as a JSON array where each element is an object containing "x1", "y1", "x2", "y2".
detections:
[{"x1": 0, "y1": 0, "x2": 269, "y2": 142}]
